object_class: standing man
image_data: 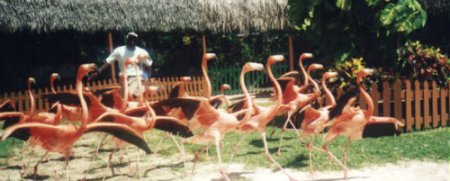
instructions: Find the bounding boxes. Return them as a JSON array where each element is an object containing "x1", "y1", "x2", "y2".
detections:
[{"x1": 90, "y1": 32, "x2": 153, "y2": 97}]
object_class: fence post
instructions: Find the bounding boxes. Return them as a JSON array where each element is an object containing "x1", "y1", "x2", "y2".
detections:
[
  {"x1": 441, "y1": 85, "x2": 448, "y2": 127},
  {"x1": 382, "y1": 81, "x2": 391, "y2": 117},
  {"x1": 414, "y1": 80, "x2": 423, "y2": 130},
  {"x1": 404, "y1": 80, "x2": 413, "y2": 132},
  {"x1": 423, "y1": 81, "x2": 431, "y2": 129},
  {"x1": 18, "y1": 91, "x2": 24, "y2": 112},
  {"x1": 371, "y1": 83, "x2": 379, "y2": 116},
  {"x1": 431, "y1": 81, "x2": 439, "y2": 128}
]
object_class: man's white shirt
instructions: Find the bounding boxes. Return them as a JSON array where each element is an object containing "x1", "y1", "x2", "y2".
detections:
[{"x1": 106, "y1": 46, "x2": 153, "y2": 76}]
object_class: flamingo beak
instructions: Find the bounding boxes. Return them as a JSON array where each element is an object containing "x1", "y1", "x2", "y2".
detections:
[
  {"x1": 205, "y1": 53, "x2": 217, "y2": 61},
  {"x1": 247, "y1": 62, "x2": 264, "y2": 71},
  {"x1": 28, "y1": 78, "x2": 36, "y2": 84}
]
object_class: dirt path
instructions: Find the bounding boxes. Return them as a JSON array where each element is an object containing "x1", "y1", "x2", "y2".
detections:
[{"x1": 190, "y1": 161, "x2": 448, "y2": 181}]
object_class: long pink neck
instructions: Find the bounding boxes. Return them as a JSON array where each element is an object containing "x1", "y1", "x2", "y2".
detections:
[
  {"x1": 121, "y1": 64, "x2": 130, "y2": 112},
  {"x1": 322, "y1": 78, "x2": 336, "y2": 109},
  {"x1": 133, "y1": 64, "x2": 144, "y2": 105},
  {"x1": 267, "y1": 62, "x2": 282, "y2": 113},
  {"x1": 50, "y1": 78, "x2": 57, "y2": 94},
  {"x1": 76, "y1": 71, "x2": 88, "y2": 131},
  {"x1": 53, "y1": 103, "x2": 62, "y2": 125},
  {"x1": 201, "y1": 58, "x2": 212, "y2": 98},
  {"x1": 357, "y1": 76, "x2": 373, "y2": 117},
  {"x1": 299, "y1": 56, "x2": 308, "y2": 89},
  {"x1": 307, "y1": 71, "x2": 321, "y2": 96},
  {"x1": 238, "y1": 69, "x2": 253, "y2": 122},
  {"x1": 28, "y1": 81, "x2": 35, "y2": 117}
]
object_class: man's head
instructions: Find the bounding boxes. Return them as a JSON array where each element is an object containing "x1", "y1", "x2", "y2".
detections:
[{"x1": 126, "y1": 32, "x2": 138, "y2": 50}]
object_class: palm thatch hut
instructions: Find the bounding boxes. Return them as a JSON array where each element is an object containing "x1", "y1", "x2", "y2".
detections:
[
  {"x1": 0, "y1": 0, "x2": 289, "y2": 33},
  {"x1": 0, "y1": 0, "x2": 291, "y2": 91}
]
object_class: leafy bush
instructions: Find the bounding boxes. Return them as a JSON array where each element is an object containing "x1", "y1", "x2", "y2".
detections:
[{"x1": 396, "y1": 41, "x2": 449, "y2": 85}]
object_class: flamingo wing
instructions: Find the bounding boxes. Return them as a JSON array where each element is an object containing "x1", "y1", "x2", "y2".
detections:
[
  {"x1": 99, "y1": 90, "x2": 117, "y2": 108},
  {"x1": 41, "y1": 92, "x2": 91, "y2": 107},
  {"x1": 329, "y1": 85, "x2": 359, "y2": 120},
  {"x1": 277, "y1": 77, "x2": 296, "y2": 96},
  {"x1": 228, "y1": 98, "x2": 247, "y2": 113},
  {"x1": 0, "y1": 100, "x2": 15, "y2": 112},
  {"x1": 85, "y1": 123, "x2": 151, "y2": 154},
  {"x1": 209, "y1": 97, "x2": 223, "y2": 109},
  {"x1": 152, "y1": 98, "x2": 201, "y2": 120},
  {"x1": 153, "y1": 116, "x2": 193, "y2": 138},
  {"x1": 124, "y1": 106, "x2": 149, "y2": 117},
  {"x1": 0, "y1": 112, "x2": 24, "y2": 129}
]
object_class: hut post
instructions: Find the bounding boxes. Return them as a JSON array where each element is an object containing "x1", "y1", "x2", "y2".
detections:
[
  {"x1": 202, "y1": 33, "x2": 207, "y2": 54},
  {"x1": 108, "y1": 32, "x2": 117, "y2": 83},
  {"x1": 288, "y1": 35, "x2": 294, "y2": 71}
]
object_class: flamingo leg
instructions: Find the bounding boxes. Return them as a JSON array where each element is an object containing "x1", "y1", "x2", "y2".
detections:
[
  {"x1": 154, "y1": 137, "x2": 164, "y2": 154},
  {"x1": 213, "y1": 133, "x2": 230, "y2": 181},
  {"x1": 321, "y1": 132, "x2": 347, "y2": 175},
  {"x1": 261, "y1": 131, "x2": 297, "y2": 181},
  {"x1": 277, "y1": 110, "x2": 295, "y2": 155},
  {"x1": 169, "y1": 134, "x2": 188, "y2": 175},
  {"x1": 307, "y1": 135, "x2": 315, "y2": 177},
  {"x1": 105, "y1": 148, "x2": 118, "y2": 177},
  {"x1": 95, "y1": 134, "x2": 108, "y2": 157},
  {"x1": 64, "y1": 151, "x2": 70, "y2": 181},
  {"x1": 226, "y1": 134, "x2": 247, "y2": 167},
  {"x1": 342, "y1": 137, "x2": 352, "y2": 180},
  {"x1": 135, "y1": 149, "x2": 142, "y2": 180},
  {"x1": 33, "y1": 151, "x2": 49, "y2": 180},
  {"x1": 191, "y1": 144, "x2": 211, "y2": 175}
]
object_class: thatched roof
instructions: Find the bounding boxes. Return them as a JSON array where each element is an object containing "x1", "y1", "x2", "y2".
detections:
[{"x1": 0, "y1": 0, "x2": 289, "y2": 33}]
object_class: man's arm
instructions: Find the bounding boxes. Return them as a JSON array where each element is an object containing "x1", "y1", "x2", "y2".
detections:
[{"x1": 88, "y1": 62, "x2": 111, "y2": 80}]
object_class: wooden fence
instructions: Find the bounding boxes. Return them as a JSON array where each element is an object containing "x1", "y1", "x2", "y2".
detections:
[
  {"x1": 0, "y1": 76, "x2": 448, "y2": 133},
  {"x1": 328, "y1": 80, "x2": 449, "y2": 132}
]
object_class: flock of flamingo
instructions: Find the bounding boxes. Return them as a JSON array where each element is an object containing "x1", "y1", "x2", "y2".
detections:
[{"x1": 0, "y1": 53, "x2": 404, "y2": 181}]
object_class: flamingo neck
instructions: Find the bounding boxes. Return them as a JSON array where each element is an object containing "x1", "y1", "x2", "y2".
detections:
[
  {"x1": 201, "y1": 60, "x2": 212, "y2": 98},
  {"x1": 238, "y1": 70, "x2": 253, "y2": 122},
  {"x1": 133, "y1": 64, "x2": 145, "y2": 105},
  {"x1": 28, "y1": 82, "x2": 35, "y2": 117},
  {"x1": 307, "y1": 72, "x2": 321, "y2": 96},
  {"x1": 322, "y1": 78, "x2": 336, "y2": 109},
  {"x1": 357, "y1": 76, "x2": 373, "y2": 117},
  {"x1": 121, "y1": 66, "x2": 129, "y2": 112},
  {"x1": 76, "y1": 73, "x2": 88, "y2": 130},
  {"x1": 54, "y1": 103, "x2": 62, "y2": 125},
  {"x1": 299, "y1": 58, "x2": 308, "y2": 89},
  {"x1": 267, "y1": 63, "x2": 282, "y2": 109},
  {"x1": 50, "y1": 79, "x2": 57, "y2": 94}
]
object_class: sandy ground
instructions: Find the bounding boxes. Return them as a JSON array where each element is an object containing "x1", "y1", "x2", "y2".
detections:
[{"x1": 0, "y1": 133, "x2": 448, "y2": 181}]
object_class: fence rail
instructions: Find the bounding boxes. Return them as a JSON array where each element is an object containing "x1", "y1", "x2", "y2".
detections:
[{"x1": 0, "y1": 75, "x2": 448, "y2": 133}]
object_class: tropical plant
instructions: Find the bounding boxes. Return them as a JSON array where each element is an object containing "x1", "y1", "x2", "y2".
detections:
[{"x1": 396, "y1": 40, "x2": 449, "y2": 85}]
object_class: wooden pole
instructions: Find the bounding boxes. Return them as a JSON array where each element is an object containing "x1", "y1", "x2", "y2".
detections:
[
  {"x1": 202, "y1": 33, "x2": 207, "y2": 54},
  {"x1": 108, "y1": 32, "x2": 117, "y2": 83},
  {"x1": 288, "y1": 35, "x2": 294, "y2": 71}
]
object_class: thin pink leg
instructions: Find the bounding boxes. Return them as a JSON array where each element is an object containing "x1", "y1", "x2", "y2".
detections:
[{"x1": 261, "y1": 131, "x2": 298, "y2": 181}]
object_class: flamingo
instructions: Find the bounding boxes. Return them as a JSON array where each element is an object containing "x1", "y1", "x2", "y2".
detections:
[
  {"x1": 1, "y1": 64, "x2": 151, "y2": 180},
  {"x1": 209, "y1": 84, "x2": 232, "y2": 108},
  {"x1": 151, "y1": 62, "x2": 261, "y2": 180},
  {"x1": 232, "y1": 55, "x2": 297, "y2": 181},
  {"x1": 321, "y1": 68, "x2": 404, "y2": 179},
  {"x1": 275, "y1": 63, "x2": 323, "y2": 155},
  {"x1": 296, "y1": 71, "x2": 339, "y2": 175},
  {"x1": 168, "y1": 76, "x2": 192, "y2": 98}
]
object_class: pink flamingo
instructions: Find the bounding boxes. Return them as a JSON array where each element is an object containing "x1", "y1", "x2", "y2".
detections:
[{"x1": 1, "y1": 64, "x2": 151, "y2": 180}]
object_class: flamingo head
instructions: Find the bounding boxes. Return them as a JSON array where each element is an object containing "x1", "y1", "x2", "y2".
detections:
[
  {"x1": 145, "y1": 85, "x2": 159, "y2": 96},
  {"x1": 50, "y1": 73, "x2": 60, "y2": 82},
  {"x1": 221, "y1": 84, "x2": 231, "y2": 91},
  {"x1": 308, "y1": 63, "x2": 324, "y2": 72},
  {"x1": 27, "y1": 77, "x2": 36, "y2": 88},
  {"x1": 357, "y1": 68, "x2": 375, "y2": 79},
  {"x1": 243, "y1": 62, "x2": 264, "y2": 73},
  {"x1": 267, "y1": 55, "x2": 285, "y2": 65},
  {"x1": 299, "y1": 53, "x2": 313, "y2": 62},
  {"x1": 322, "y1": 72, "x2": 338, "y2": 80},
  {"x1": 78, "y1": 63, "x2": 97, "y2": 77},
  {"x1": 203, "y1": 53, "x2": 217, "y2": 62},
  {"x1": 180, "y1": 76, "x2": 191, "y2": 82}
]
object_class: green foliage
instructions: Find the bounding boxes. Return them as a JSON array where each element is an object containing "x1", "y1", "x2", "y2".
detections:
[
  {"x1": 332, "y1": 57, "x2": 366, "y2": 87},
  {"x1": 396, "y1": 40, "x2": 449, "y2": 84},
  {"x1": 379, "y1": 0, "x2": 427, "y2": 35},
  {"x1": 289, "y1": 0, "x2": 427, "y2": 70}
]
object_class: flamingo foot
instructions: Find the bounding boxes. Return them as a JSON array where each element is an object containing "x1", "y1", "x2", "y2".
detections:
[{"x1": 219, "y1": 168, "x2": 230, "y2": 181}]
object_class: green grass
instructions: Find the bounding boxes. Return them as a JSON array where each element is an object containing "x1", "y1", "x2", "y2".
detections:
[{"x1": 142, "y1": 124, "x2": 449, "y2": 171}]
